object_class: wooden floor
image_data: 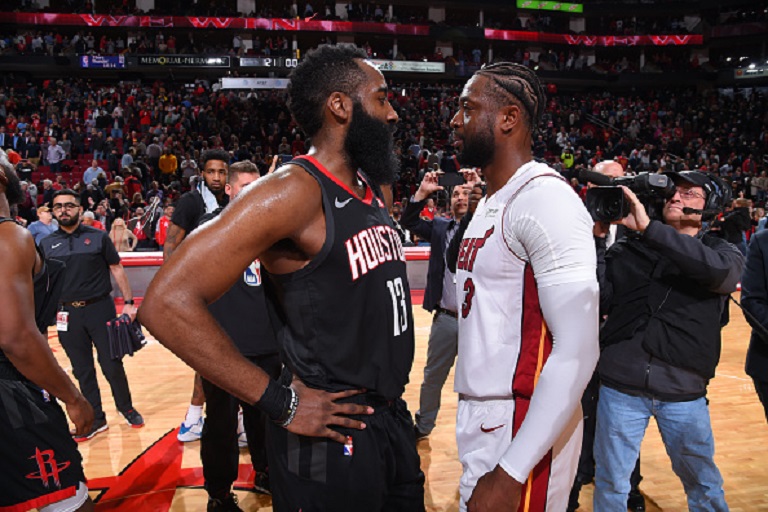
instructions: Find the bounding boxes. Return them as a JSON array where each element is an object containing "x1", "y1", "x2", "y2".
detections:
[{"x1": 42, "y1": 293, "x2": 768, "y2": 511}]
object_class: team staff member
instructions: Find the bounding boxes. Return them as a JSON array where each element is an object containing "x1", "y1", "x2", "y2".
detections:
[
  {"x1": 0, "y1": 150, "x2": 95, "y2": 512},
  {"x1": 451, "y1": 63, "x2": 600, "y2": 512},
  {"x1": 140, "y1": 44, "x2": 425, "y2": 511},
  {"x1": 402, "y1": 169, "x2": 477, "y2": 440},
  {"x1": 40, "y1": 189, "x2": 143, "y2": 441},
  {"x1": 200, "y1": 161, "x2": 281, "y2": 510},
  {"x1": 593, "y1": 171, "x2": 741, "y2": 511},
  {"x1": 164, "y1": 149, "x2": 229, "y2": 443}
]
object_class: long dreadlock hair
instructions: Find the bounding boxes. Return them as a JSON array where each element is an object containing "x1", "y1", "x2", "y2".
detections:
[{"x1": 475, "y1": 62, "x2": 547, "y2": 135}]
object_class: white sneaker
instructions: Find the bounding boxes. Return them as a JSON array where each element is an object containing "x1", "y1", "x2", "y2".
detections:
[
  {"x1": 237, "y1": 408, "x2": 247, "y2": 448},
  {"x1": 177, "y1": 417, "x2": 204, "y2": 442}
]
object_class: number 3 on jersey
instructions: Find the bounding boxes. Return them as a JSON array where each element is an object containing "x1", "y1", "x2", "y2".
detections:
[
  {"x1": 461, "y1": 278, "x2": 475, "y2": 318},
  {"x1": 387, "y1": 277, "x2": 409, "y2": 336}
]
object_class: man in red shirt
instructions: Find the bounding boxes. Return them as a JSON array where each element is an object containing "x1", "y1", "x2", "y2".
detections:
[{"x1": 155, "y1": 204, "x2": 174, "y2": 250}]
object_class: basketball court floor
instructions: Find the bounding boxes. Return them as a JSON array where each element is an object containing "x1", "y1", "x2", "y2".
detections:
[{"x1": 40, "y1": 294, "x2": 768, "y2": 511}]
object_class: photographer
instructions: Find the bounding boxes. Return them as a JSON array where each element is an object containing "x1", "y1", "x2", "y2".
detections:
[{"x1": 593, "y1": 171, "x2": 743, "y2": 511}]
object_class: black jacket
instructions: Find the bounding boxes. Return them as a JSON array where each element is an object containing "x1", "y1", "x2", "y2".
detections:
[
  {"x1": 597, "y1": 221, "x2": 743, "y2": 401},
  {"x1": 401, "y1": 198, "x2": 458, "y2": 312},
  {"x1": 740, "y1": 229, "x2": 768, "y2": 381}
]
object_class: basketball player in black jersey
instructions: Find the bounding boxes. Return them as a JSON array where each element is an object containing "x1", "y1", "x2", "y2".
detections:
[
  {"x1": 0, "y1": 149, "x2": 95, "y2": 511},
  {"x1": 141, "y1": 44, "x2": 425, "y2": 511}
]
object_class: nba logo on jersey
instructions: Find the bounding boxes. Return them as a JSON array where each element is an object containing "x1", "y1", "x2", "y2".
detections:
[
  {"x1": 343, "y1": 436, "x2": 354, "y2": 457},
  {"x1": 244, "y1": 261, "x2": 262, "y2": 287}
]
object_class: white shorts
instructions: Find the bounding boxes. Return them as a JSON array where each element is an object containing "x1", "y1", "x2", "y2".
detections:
[{"x1": 456, "y1": 397, "x2": 582, "y2": 512}]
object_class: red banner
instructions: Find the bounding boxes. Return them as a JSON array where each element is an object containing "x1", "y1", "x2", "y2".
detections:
[
  {"x1": 0, "y1": 13, "x2": 702, "y2": 44},
  {"x1": 485, "y1": 30, "x2": 702, "y2": 46},
  {"x1": 0, "y1": 12, "x2": 430, "y2": 35}
]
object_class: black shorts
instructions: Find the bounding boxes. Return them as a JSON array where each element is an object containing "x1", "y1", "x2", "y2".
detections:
[
  {"x1": 0, "y1": 376, "x2": 86, "y2": 511},
  {"x1": 267, "y1": 394, "x2": 425, "y2": 512}
]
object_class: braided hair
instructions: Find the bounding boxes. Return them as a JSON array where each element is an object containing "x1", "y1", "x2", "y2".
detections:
[{"x1": 475, "y1": 62, "x2": 547, "y2": 134}]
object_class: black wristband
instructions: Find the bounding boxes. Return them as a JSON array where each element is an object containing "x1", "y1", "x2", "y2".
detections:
[
  {"x1": 123, "y1": 299, "x2": 135, "y2": 305},
  {"x1": 256, "y1": 380, "x2": 292, "y2": 423}
]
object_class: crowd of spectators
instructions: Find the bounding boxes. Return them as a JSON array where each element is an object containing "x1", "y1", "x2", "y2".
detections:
[{"x1": 1, "y1": 74, "x2": 765, "y2": 250}]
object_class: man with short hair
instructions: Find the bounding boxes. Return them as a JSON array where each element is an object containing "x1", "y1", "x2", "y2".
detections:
[
  {"x1": 593, "y1": 171, "x2": 742, "y2": 511},
  {"x1": 158, "y1": 147, "x2": 178, "y2": 184},
  {"x1": 83, "y1": 160, "x2": 104, "y2": 186},
  {"x1": 569, "y1": 159, "x2": 644, "y2": 512},
  {"x1": 402, "y1": 169, "x2": 476, "y2": 440},
  {"x1": 199, "y1": 160, "x2": 281, "y2": 510},
  {"x1": 46, "y1": 137, "x2": 66, "y2": 174},
  {"x1": 141, "y1": 44, "x2": 425, "y2": 511},
  {"x1": 0, "y1": 149, "x2": 95, "y2": 512},
  {"x1": 40, "y1": 189, "x2": 144, "y2": 441},
  {"x1": 27, "y1": 204, "x2": 58, "y2": 244},
  {"x1": 163, "y1": 149, "x2": 230, "y2": 443},
  {"x1": 450, "y1": 63, "x2": 600, "y2": 511}
]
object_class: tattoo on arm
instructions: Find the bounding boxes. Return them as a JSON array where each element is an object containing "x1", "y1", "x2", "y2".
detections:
[{"x1": 163, "y1": 223, "x2": 186, "y2": 259}]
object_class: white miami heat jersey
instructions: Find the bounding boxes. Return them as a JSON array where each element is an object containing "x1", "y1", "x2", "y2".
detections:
[{"x1": 454, "y1": 161, "x2": 596, "y2": 399}]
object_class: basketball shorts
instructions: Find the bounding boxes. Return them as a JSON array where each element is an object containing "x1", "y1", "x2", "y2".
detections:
[
  {"x1": 456, "y1": 396, "x2": 582, "y2": 512},
  {"x1": 0, "y1": 376, "x2": 86, "y2": 512}
]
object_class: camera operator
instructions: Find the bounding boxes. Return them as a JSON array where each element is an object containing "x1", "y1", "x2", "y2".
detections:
[{"x1": 593, "y1": 171, "x2": 743, "y2": 511}]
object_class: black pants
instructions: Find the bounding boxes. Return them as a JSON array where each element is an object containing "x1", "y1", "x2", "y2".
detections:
[
  {"x1": 200, "y1": 353, "x2": 281, "y2": 497},
  {"x1": 57, "y1": 297, "x2": 133, "y2": 422},
  {"x1": 753, "y1": 378, "x2": 768, "y2": 423},
  {"x1": 267, "y1": 393, "x2": 425, "y2": 512}
]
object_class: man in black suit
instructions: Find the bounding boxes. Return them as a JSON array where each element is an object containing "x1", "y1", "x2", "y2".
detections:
[
  {"x1": 11, "y1": 132, "x2": 26, "y2": 155},
  {"x1": 401, "y1": 168, "x2": 479, "y2": 439},
  {"x1": 739, "y1": 229, "x2": 768, "y2": 422}
]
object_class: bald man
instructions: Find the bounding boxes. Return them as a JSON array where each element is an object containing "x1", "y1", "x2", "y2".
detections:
[{"x1": 570, "y1": 160, "x2": 644, "y2": 512}]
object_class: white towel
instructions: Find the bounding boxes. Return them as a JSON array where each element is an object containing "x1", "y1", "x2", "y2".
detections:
[{"x1": 198, "y1": 180, "x2": 220, "y2": 214}]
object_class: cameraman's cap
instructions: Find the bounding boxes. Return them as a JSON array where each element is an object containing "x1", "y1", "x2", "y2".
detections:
[{"x1": 664, "y1": 170, "x2": 712, "y2": 196}]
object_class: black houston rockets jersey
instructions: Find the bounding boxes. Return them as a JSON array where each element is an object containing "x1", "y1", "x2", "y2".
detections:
[{"x1": 263, "y1": 155, "x2": 414, "y2": 400}]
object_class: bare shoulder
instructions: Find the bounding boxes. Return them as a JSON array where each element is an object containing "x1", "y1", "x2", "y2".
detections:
[
  {"x1": 0, "y1": 222, "x2": 36, "y2": 273},
  {"x1": 232, "y1": 162, "x2": 322, "y2": 221}
]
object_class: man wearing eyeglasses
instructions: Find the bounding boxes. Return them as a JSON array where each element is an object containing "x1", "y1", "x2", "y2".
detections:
[
  {"x1": 39, "y1": 189, "x2": 144, "y2": 441},
  {"x1": 592, "y1": 171, "x2": 743, "y2": 511}
]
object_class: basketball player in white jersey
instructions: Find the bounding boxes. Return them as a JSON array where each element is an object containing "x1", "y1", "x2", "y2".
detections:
[{"x1": 450, "y1": 63, "x2": 600, "y2": 512}]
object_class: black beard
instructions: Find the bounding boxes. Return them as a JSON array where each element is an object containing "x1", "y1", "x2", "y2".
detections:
[
  {"x1": 58, "y1": 211, "x2": 80, "y2": 227},
  {"x1": 4, "y1": 167, "x2": 24, "y2": 206},
  {"x1": 457, "y1": 116, "x2": 496, "y2": 169},
  {"x1": 344, "y1": 102, "x2": 400, "y2": 187}
]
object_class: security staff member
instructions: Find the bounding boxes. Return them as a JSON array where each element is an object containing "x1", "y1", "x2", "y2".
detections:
[
  {"x1": 401, "y1": 168, "x2": 478, "y2": 439},
  {"x1": 593, "y1": 172, "x2": 742, "y2": 511},
  {"x1": 199, "y1": 161, "x2": 280, "y2": 510},
  {"x1": 40, "y1": 189, "x2": 143, "y2": 441}
]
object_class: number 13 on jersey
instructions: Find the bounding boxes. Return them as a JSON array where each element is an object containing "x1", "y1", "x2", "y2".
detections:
[{"x1": 386, "y1": 277, "x2": 409, "y2": 336}]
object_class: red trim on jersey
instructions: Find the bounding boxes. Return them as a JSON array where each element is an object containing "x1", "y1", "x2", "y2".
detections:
[
  {"x1": 510, "y1": 263, "x2": 554, "y2": 512},
  {"x1": 517, "y1": 448, "x2": 553, "y2": 512},
  {"x1": 296, "y1": 155, "x2": 375, "y2": 205},
  {"x1": 511, "y1": 264, "x2": 553, "y2": 405},
  {"x1": 0, "y1": 486, "x2": 78, "y2": 512}
]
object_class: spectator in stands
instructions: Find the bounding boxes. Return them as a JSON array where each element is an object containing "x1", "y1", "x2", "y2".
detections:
[
  {"x1": 27, "y1": 205, "x2": 58, "y2": 244},
  {"x1": 91, "y1": 130, "x2": 106, "y2": 161},
  {"x1": 155, "y1": 204, "x2": 174, "y2": 251},
  {"x1": 109, "y1": 218, "x2": 137, "y2": 252},
  {"x1": 45, "y1": 137, "x2": 66, "y2": 174},
  {"x1": 80, "y1": 210, "x2": 104, "y2": 230},
  {"x1": 159, "y1": 147, "x2": 178, "y2": 184},
  {"x1": 83, "y1": 160, "x2": 104, "y2": 186}
]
